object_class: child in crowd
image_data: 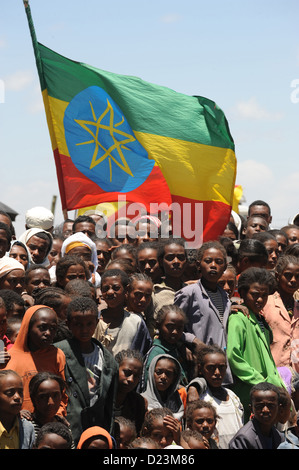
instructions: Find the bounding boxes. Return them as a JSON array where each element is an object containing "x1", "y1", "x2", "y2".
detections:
[
  {"x1": 24, "y1": 265, "x2": 51, "y2": 298},
  {"x1": 22, "y1": 371, "x2": 73, "y2": 444},
  {"x1": 93, "y1": 269, "x2": 152, "y2": 357},
  {"x1": 142, "y1": 305, "x2": 193, "y2": 389},
  {"x1": 268, "y1": 229, "x2": 289, "y2": 256},
  {"x1": 185, "y1": 399, "x2": 218, "y2": 448},
  {"x1": 6, "y1": 317, "x2": 22, "y2": 344},
  {"x1": 95, "y1": 237, "x2": 112, "y2": 275},
  {"x1": 76, "y1": 426, "x2": 114, "y2": 449},
  {"x1": 55, "y1": 255, "x2": 89, "y2": 289},
  {"x1": 115, "y1": 416, "x2": 137, "y2": 449},
  {"x1": 141, "y1": 354, "x2": 186, "y2": 422},
  {"x1": 0, "y1": 257, "x2": 25, "y2": 296},
  {"x1": 180, "y1": 429, "x2": 208, "y2": 449},
  {"x1": 140, "y1": 407, "x2": 181, "y2": 448},
  {"x1": 217, "y1": 264, "x2": 237, "y2": 300},
  {"x1": 3, "y1": 305, "x2": 67, "y2": 416},
  {"x1": 9, "y1": 241, "x2": 29, "y2": 270},
  {"x1": 226, "y1": 267, "x2": 286, "y2": 422},
  {"x1": 174, "y1": 241, "x2": 233, "y2": 386},
  {"x1": 0, "y1": 289, "x2": 25, "y2": 318},
  {"x1": 114, "y1": 349, "x2": 147, "y2": 435},
  {"x1": 186, "y1": 344, "x2": 244, "y2": 448},
  {"x1": 34, "y1": 421, "x2": 73, "y2": 449},
  {"x1": 125, "y1": 273, "x2": 153, "y2": 323},
  {"x1": 229, "y1": 382, "x2": 284, "y2": 449},
  {"x1": 54, "y1": 296, "x2": 119, "y2": 446},
  {"x1": 111, "y1": 244, "x2": 137, "y2": 270},
  {"x1": 262, "y1": 255, "x2": 299, "y2": 372},
  {"x1": 136, "y1": 242, "x2": 164, "y2": 284},
  {"x1": 153, "y1": 238, "x2": 187, "y2": 319},
  {"x1": 0, "y1": 370, "x2": 35, "y2": 449},
  {"x1": 252, "y1": 232, "x2": 279, "y2": 271}
]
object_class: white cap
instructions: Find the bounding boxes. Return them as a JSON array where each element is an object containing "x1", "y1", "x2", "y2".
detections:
[{"x1": 25, "y1": 206, "x2": 54, "y2": 230}]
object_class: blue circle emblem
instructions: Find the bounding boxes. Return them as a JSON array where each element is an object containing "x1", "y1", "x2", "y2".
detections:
[{"x1": 64, "y1": 86, "x2": 154, "y2": 192}]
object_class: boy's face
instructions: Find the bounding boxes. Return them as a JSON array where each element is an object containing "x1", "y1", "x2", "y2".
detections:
[
  {"x1": 63, "y1": 264, "x2": 87, "y2": 286},
  {"x1": 251, "y1": 390, "x2": 279, "y2": 426},
  {"x1": 25, "y1": 268, "x2": 51, "y2": 295},
  {"x1": 137, "y1": 248, "x2": 161, "y2": 282},
  {"x1": 126, "y1": 280, "x2": 152, "y2": 313},
  {"x1": 67, "y1": 310, "x2": 98, "y2": 343},
  {"x1": 198, "y1": 248, "x2": 226, "y2": 285},
  {"x1": 189, "y1": 408, "x2": 216, "y2": 440},
  {"x1": 101, "y1": 275, "x2": 126, "y2": 309},
  {"x1": 163, "y1": 244, "x2": 186, "y2": 278},
  {"x1": 26, "y1": 235, "x2": 50, "y2": 264},
  {"x1": 160, "y1": 311, "x2": 185, "y2": 344},
  {"x1": 264, "y1": 239, "x2": 279, "y2": 270},
  {"x1": 199, "y1": 353, "x2": 227, "y2": 389},
  {"x1": 285, "y1": 227, "x2": 299, "y2": 245},
  {"x1": 242, "y1": 282, "x2": 269, "y2": 314},
  {"x1": 36, "y1": 433, "x2": 70, "y2": 449},
  {"x1": 0, "y1": 373, "x2": 23, "y2": 417},
  {"x1": 34, "y1": 379, "x2": 62, "y2": 421},
  {"x1": 243, "y1": 217, "x2": 268, "y2": 239}
]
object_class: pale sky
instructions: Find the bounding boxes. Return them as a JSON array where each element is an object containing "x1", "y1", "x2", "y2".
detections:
[{"x1": 1, "y1": 0, "x2": 298, "y2": 238}]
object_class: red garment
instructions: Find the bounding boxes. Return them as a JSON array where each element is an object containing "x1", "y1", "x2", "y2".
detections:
[
  {"x1": 2, "y1": 334, "x2": 13, "y2": 350},
  {"x1": 4, "y1": 305, "x2": 67, "y2": 415}
]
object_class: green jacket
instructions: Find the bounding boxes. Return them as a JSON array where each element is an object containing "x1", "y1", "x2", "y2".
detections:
[
  {"x1": 226, "y1": 308, "x2": 285, "y2": 422},
  {"x1": 55, "y1": 337, "x2": 118, "y2": 445}
]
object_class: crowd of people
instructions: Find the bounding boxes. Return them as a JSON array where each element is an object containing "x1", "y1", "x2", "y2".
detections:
[{"x1": 0, "y1": 200, "x2": 299, "y2": 450}]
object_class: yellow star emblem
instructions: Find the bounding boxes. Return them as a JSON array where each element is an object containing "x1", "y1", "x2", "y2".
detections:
[{"x1": 75, "y1": 99, "x2": 134, "y2": 181}]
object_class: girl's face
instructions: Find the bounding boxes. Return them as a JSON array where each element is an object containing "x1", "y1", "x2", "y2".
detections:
[
  {"x1": 242, "y1": 282, "x2": 269, "y2": 314},
  {"x1": 275, "y1": 234, "x2": 288, "y2": 255},
  {"x1": 160, "y1": 311, "x2": 185, "y2": 344},
  {"x1": 33, "y1": 379, "x2": 62, "y2": 421},
  {"x1": 0, "y1": 373, "x2": 23, "y2": 417},
  {"x1": 198, "y1": 248, "x2": 226, "y2": 286},
  {"x1": 101, "y1": 275, "x2": 126, "y2": 309},
  {"x1": 189, "y1": 408, "x2": 216, "y2": 440},
  {"x1": 118, "y1": 424, "x2": 135, "y2": 449},
  {"x1": 163, "y1": 244, "x2": 186, "y2": 278},
  {"x1": 28, "y1": 308, "x2": 58, "y2": 351},
  {"x1": 277, "y1": 263, "x2": 299, "y2": 296},
  {"x1": 137, "y1": 248, "x2": 161, "y2": 282},
  {"x1": 217, "y1": 269, "x2": 236, "y2": 298},
  {"x1": 118, "y1": 357, "x2": 143, "y2": 394},
  {"x1": 146, "y1": 417, "x2": 173, "y2": 448},
  {"x1": 154, "y1": 358, "x2": 177, "y2": 393},
  {"x1": 9, "y1": 245, "x2": 29, "y2": 269},
  {"x1": 48, "y1": 239, "x2": 63, "y2": 267},
  {"x1": 199, "y1": 353, "x2": 227, "y2": 389},
  {"x1": 63, "y1": 264, "x2": 87, "y2": 286},
  {"x1": 264, "y1": 239, "x2": 279, "y2": 270},
  {"x1": 126, "y1": 280, "x2": 153, "y2": 313}
]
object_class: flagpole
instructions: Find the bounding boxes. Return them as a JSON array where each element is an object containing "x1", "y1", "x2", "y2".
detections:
[
  {"x1": 23, "y1": 1, "x2": 69, "y2": 222},
  {"x1": 22, "y1": 1, "x2": 45, "y2": 89}
]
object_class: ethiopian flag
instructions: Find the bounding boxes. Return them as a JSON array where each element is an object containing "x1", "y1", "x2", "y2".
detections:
[{"x1": 24, "y1": 1, "x2": 236, "y2": 243}]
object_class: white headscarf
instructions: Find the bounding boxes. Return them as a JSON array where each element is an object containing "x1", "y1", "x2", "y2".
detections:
[
  {"x1": 18, "y1": 228, "x2": 53, "y2": 267},
  {"x1": 61, "y1": 232, "x2": 100, "y2": 287},
  {"x1": 0, "y1": 257, "x2": 25, "y2": 278}
]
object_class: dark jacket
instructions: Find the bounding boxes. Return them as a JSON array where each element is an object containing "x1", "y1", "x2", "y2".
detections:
[
  {"x1": 229, "y1": 417, "x2": 284, "y2": 449},
  {"x1": 55, "y1": 337, "x2": 118, "y2": 445}
]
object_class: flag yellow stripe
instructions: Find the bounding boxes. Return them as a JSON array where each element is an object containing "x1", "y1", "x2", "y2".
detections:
[{"x1": 45, "y1": 93, "x2": 236, "y2": 205}]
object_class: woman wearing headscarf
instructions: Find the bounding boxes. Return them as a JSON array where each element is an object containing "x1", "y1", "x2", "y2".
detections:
[{"x1": 18, "y1": 228, "x2": 53, "y2": 267}]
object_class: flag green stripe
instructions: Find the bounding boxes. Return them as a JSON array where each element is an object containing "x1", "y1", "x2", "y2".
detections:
[{"x1": 38, "y1": 43, "x2": 234, "y2": 150}]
